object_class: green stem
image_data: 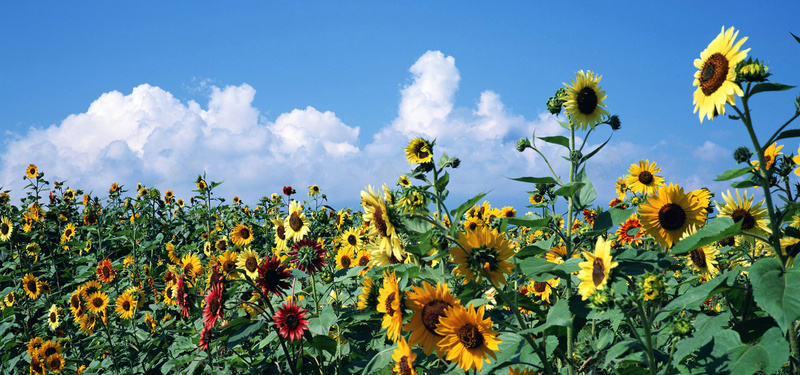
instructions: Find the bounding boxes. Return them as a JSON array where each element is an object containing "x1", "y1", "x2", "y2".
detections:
[
  {"x1": 493, "y1": 285, "x2": 555, "y2": 375},
  {"x1": 565, "y1": 124, "x2": 577, "y2": 375},
  {"x1": 311, "y1": 274, "x2": 319, "y2": 315},
  {"x1": 636, "y1": 301, "x2": 657, "y2": 375},
  {"x1": 265, "y1": 297, "x2": 299, "y2": 375}
]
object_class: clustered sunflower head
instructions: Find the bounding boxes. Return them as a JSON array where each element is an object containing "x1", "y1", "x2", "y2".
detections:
[
  {"x1": 562, "y1": 70, "x2": 609, "y2": 130},
  {"x1": 693, "y1": 26, "x2": 749, "y2": 123},
  {"x1": 403, "y1": 281, "x2": 461, "y2": 357},
  {"x1": 289, "y1": 238, "x2": 326, "y2": 275},
  {"x1": 405, "y1": 138, "x2": 434, "y2": 165},
  {"x1": 639, "y1": 272, "x2": 665, "y2": 301}
]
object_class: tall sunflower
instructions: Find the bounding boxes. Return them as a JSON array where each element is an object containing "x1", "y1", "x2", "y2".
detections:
[
  {"x1": 405, "y1": 138, "x2": 433, "y2": 164},
  {"x1": 435, "y1": 303, "x2": 501, "y2": 372},
  {"x1": 271, "y1": 217, "x2": 288, "y2": 253},
  {"x1": 562, "y1": 70, "x2": 609, "y2": 130},
  {"x1": 284, "y1": 201, "x2": 310, "y2": 242},
  {"x1": 450, "y1": 226, "x2": 515, "y2": 287},
  {"x1": 289, "y1": 238, "x2": 326, "y2": 275},
  {"x1": 715, "y1": 189, "x2": 769, "y2": 241},
  {"x1": 237, "y1": 248, "x2": 261, "y2": 280},
  {"x1": 577, "y1": 237, "x2": 619, "y2": 300},
  {"x1": 335, "y1": 248, "x2": 353, "y2": 270},
  {"x1": 230, "y1": 224, "x2": 254, "y2": 247},
  {"x1": 273, "y1": 300, "x2": 309, "y2": 342},
  {"x1": 626, "y1": 160, "x2": 665, "y2": 196},
  {"x1": 180, "y1": 253, "x2": 203, "y2": 282},
  {"x1": 0, "y1": 217, "x2": 12, "y2": 242},
  {"x1": 403, "y1": 281, "x2": 461, "y2": 356},
  {"x1": 48, "y1": 304, "x2": 61, "y2": 330},
  {"x1": 218, "y1": 250, "x2": 239, "y2": 279},
  {"x1": 377, "y1": 271, "x2": 403, "y2": 342},
  {"x1": 392, "y1": 336, "x2": 419, "y2": 375},
  {"x1": 361, "y1": 185, "x2": 402, "y2": 259},
  {"x1": 639, "y1": 183, "x2": 706, "y2": 248},
  {"x1": 96, "y1": 259, "x2": 117, "y2": 284},
  {"x1": 87, "y1": 291, "x2": 109, "y2": 314},
  {"x1": 22, "y1": 273, "x2": 41, "y2": 300},
  {"x1": 693, "y1": 26, "x2": 749, "y2": 123},
  {"x1": 61, "y1": 223, "x2": 76, "y2": 244}
]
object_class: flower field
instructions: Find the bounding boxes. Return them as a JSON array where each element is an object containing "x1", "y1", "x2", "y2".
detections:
[{"x1": 3, "y1": 26, "x2": 800, "y2": 375}]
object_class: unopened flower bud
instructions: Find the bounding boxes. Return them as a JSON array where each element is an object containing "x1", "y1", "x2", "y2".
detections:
[
  {"x1": 735, "y1": 57, "x2": 770, "y2": 83},
  {"x1": 546, "y1": 88, "x2": 567, "y2": 115},
  {"x1": 733, "y1": 147, "x2": 753, "y2": 164},
  {"x1": 516, "y1": 138, "x2": 532, "y2": 152},
  {"x1": 607, "y1": 115, "x2": 621, "y2": 130}
]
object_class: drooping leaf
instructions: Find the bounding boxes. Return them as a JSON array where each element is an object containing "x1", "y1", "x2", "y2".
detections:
[
  {"x1": 773, "y1": 129, "x2": 800, "y2": 143},
  {"x1": 671, "y1": 217, "x2": 742, "y2": 255},
  {"x1": 750, "y1": 257, "x2": 800, "y2": 334},
  {"x1": 715, "y1": 166, "x2": 753, "y2": 181},
  {"x1": 750, "y1": 82, "x2": 796, "y2": 96}
]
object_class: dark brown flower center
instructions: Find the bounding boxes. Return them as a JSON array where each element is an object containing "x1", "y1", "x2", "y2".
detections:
[
  {"x1": 468, "y1": 221, "x2": 478, "y2": 231},
  {"x1": 43, "y1": 346, "x2": 57, "y2": 358},
  {"x1": 385, "y1": 292, "x2": 397, "y2": 316},
  {"x1": 658, "y1": 203, "x2": 686, "y2": 231},
  {"x1": 372, "y1": 206, "x2": 388, "y2": 237},
  {"x1": 102, "y1": 266, "x2": 111, "y2": 279},
  {"x1": 123, "y1": 300, "x2": 131, "y2": 311},
  {"x1": 277, "y1": 225, "x2": 286, "y2": 240},
  {"x1": 398, "y1": 356, "x2": 412, "y2": 375},
  {"x1": 347, "y1": 234, "x2": 358, "y2": 246},
  {"x1": 1, "y1": 223, "x2": 8, "y2": 235},
  {"x1": 638, "y1": 171, "x2": 654, "y2": 185},
  {"x1": 341, "y1": 256, "x2": 351, "y2": 268},
  {"x1": 92, "y1": 297, "x2": 104, "y2": 309},
  {"x1": 245, "y1": 257, "x2": 258, "y2": 272},
  {"x1": 457, "y1": 323, "x2": 484, "y2": 349},
  {"x1": 577, "y1": 87, "x2": 598, "y2": 115},
  {"x1": 700, "y1": 53, "x2": 729, "y2": 96},
  {"x1": 27, "y1": 279, "x2": 37, "y2": 293},
  {"x1": 421, "y1": 300, "x2": 450, "y2": 335},
  {"x1": 285, "y1": 313, "x2": 299, "y2": 330},
  {"x1": 358, "y1": 256, "x2": 369, "y2": 267},
  {"x1": 533, "y1": 194, "x2": 543, "y2": 203},
  {"x1": 718, "y1": 236, "x2": 735, "y2": 247},
  {"x1": 592, "y1": 258, "x2": 605, "y2": 287},
  {"x1": 533, "y1": 281, "x2": 548, "y2": 293},
  {"x1": 49, "y1": 312, "x2": 57, "y2": 323},
  {"x1": 690, "y1": 248, "x2": 707, "y2": 269},
  {"x1": 730, "y1": 208, "x2": 755, "y2": 231},
  {"x1": 70, "y1": 295, "x2": 80, "y2": 309},
  {"x1": 239, "y1": 228, "x2": 251, "y2": 240},
  {"x1": 184, "y1": 264, "x2": 193, "y2": 277},
  {"x1": 289, "y1": 212, "x2": 303, "y2": 232},
  {"x1": 223, "y1": 260, "x2": 235, "y2": 273}
]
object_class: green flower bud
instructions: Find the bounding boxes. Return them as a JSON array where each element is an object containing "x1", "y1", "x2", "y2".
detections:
[
  {"x1": 733, "y1": 146, "x2": 753, "y2": 164},
  {"x1": 640, "y1": 273, "x2": 665, "y2": 301},
  {"x1": 607, "y1": 115, "x2": 621, "y2": 130},
  {"x1": 546, "y1": 88, "x2": 567, "y2": 115},
  {"x1": 516, "y1": 138, "x2": 532, "y2": 152},
  {"x1": 778, "y1": 155, "x2": 795, "y2": 178},
  {"x1": 589, "y1": 287, "x2": 613, "y2": 310},
  {"x1": 735, "y1": 57, "x2": 770, "y2": 83},
  {"x1": 570, "y1": 150, "x2": 583, "y2": 163},
  {"x1": 671, "y1": 316, "x2": 693, "y2": 338},
  {"x1": 320, "y1": 270, "x2": 333, "y2": 284}
]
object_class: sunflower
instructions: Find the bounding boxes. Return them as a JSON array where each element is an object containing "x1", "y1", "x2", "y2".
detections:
[
  {"x1": 273, "y1": 300, "x2": 309, "y2": 342},
  {"x1": 272, "y1": 217, "x2": 288, "y2": 253},
  {"x1": 218, "y1": 250, "x2": 239, "y2": 279},
  {"x1": 450, "y1": 226, "x2": 515, "y2": 287},
  {"x1": 87, "y1": 291, "x2": 109, "y2": 314},
  {"x1": 529, "y1": 193, "x2": 544, "y2": 205},
  {"x1": 215, "y1": 236, "x2": 229, "y2": 252},
  {"x1": 25, "y1": 164, "x2": 38, "y2": 179},
  {"x1": 177, "y1": 198, "x2": 185, "y2": 207},
  {"x1": 355, "y1": 250, "x2": 372, "y2": 275},
  {"x1": 509, "y1": 366, "x2": 537, "y2": 375},
  {"x1": 80, "y1": 280, "x2": 103, "y2": 301},
  {"x1": 546, "y1": 242, "x2": 568, "y2": 264},
  {"x1": 180, "y1": 253, "x2": 203, "y2": 282},
  {"x1": 96, "y1": 259, "x2": 117, "y2": 284},
  {"x1": 464, "y1": 217, "x2": 484, "y2": 232},
  {"x1": 290, "y1": 238, "x2": 326, "y2": 275},
  {"x1": 257, "y1": 255, "x2": 292, "y2": 297},
  {"x1": 397, "y1": 175, "x2": 412, "y2": 187},
  {"x1": 562, "y1": 70, "x2": 609, "y2": 130},
  {"x1": 527, "y1": 278, "x2": 560, "y2": 304},
  {"x1": 693, "y1": 26, "x2": 749, "y2": 123},
  {"x1": 682, "y1": 226, "x2": 719, "y2": 278},
  {"x1": 237, "y1": 248, "x2": 261, "y2": 280},
  {"x1": 377, "y1": 270, "x2": 403, "y2": 342},
  {"x1": 435, "y1": 303, "x2": 501, "y2": 372},
  {"x1": 308, "y1": 184, "x2": 321, "y2": 197},
  {"x1": 30, "y1": 354, "x2": 45, "y2": 375},
  {"x1": 340, "y1": 227, "x2": 362, "y2": 253},
  {"x1": 61, "y1": 223, "x2": 76, "y2": 244},
  {"x1": 405, "y1": 138, "x2": 433, "y2": 164},
  {"x1": 202, "y1": 284, "x2": 224, "y2": 328},
  {"x1": 403, "y1": 281, "x2": 460, "y2": 356},
  {"x1": 751, "y1": 142, "x2": 783, "y2": 171},
  {"x1": 335, "y1": 248, "x2": 354, "y2": 270},
  {"x1": 145, "y1": 312, "x2": 158, "y2": 333},
  {"x1": 197, "y1": 179, "x2": 207, "y2": 190},
  {"x1": 163, "y1": 282, "x2": 177, "y2": 306},
  {"x1": 715, "y1": 189, "x2": 769, "y2": 241},
  {"x1": 689, "y1": 187, "x2": 714, "y2": 215},
  {"x1": 639, "y1": 183, "x2": 707, "y2": 248},
  {"x1": 616, "y1": 216, "x2": 644, "y2": 245},
  {"x1": 500, "y1": 207, "x2": 516, "y2": 218},
  {"x1": 230, "y1": 223, "x2": 254, "y2": 247},
  {"x1": 361, "y1": 185, "x2": 398, "y2": 250},
  {"x1": 115, "y1": 293, "x2": 137, "y2": 320},
  {"x1": 392, "y1": 336, "x2": 419, "y2": 375},
  {"x1": 40, "y1": 339, "x2": 61, "y2": 359},
  {"x1": 626, "y1": 160, "x2": 665, "y2": 196},
  {"x1": 22, "y1": 273, "x2": 41, "y2": 300},
  {"x1": 284, "y1": 201, "x2": 310, "y2": 242},
  {"x1": 45, "y1": 304, "x2": 61, "y2": 331},
  {"x1": 166, "y1": 243, "x2": 180, "y2": 264},
  {"x1": 0, "y1": 217, "x2": 12, "y2": 241},
  {"x1": 357, "y1": 276, "x2": 379, "y2": 310},
  {"x1": 615, "y1": 177, "x2": 629, "y2": 199},
  {"x1": 577, "y1": 237, "x2": 619, "y2": 300},
  {"x1": 44, "y1": 352, "x2": 65, "y2": 373},
  {"x1": 782, "y1": 237, "x2": 800, "y2": 268}
]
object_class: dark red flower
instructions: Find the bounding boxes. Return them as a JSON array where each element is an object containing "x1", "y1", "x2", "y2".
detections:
[
  {"x1": 202, "y1": 284, "x2": 224, "y2": 328},
  {"x1": 199, "y1": 325, "x2": 210, "y2": 350},
  {"x1": 257, "y1": 255, "x2": 292, "y2": 297},
  {"x1": 289, "y1": 238, "x2": 326, "y2": 275},
  {"x1": 273, "y1": 300, "x2": 309, "y2": 342},
  {"x1": 176, "y1": 274, "x2": 189, "y2": 319},
  {"x1": 283, "y1": 186, "x2": 296, "y2": 196}
]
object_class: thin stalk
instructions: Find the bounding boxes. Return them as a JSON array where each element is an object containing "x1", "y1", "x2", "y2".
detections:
[
  {"x1": 564, "y1": 124, "x2": 577, "y2": 375},
  {"x1": 493, "y1": 285, "x2": 555, "y2": 375},
  {"x1": 265, "y1": 297, "x2": 299, "y2": 375}
]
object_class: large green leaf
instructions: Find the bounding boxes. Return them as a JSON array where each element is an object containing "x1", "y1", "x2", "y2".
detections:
[
  {"x1": 750, "y1": 258, "x2": 800, "y2": 333},
  {"x1": 673, "y1": 312, "x2": 732, "y2": 365},
  {"x1": 715, "y1": 166, "x2": 753, "y2": 182},
  {"x1": 712, "y1": 327, "x2": 789, "y2": 375},
  {"x1": 554, "y1": 182, "x2": 583, "y2": 197},
  {"x1": 661, "y1": 271, "x2": 736, "y2": 316},
  {"x1": 750, "y1": 82, "x2": 796, "y2": 96},
  {"x1": 505, "y1": 215, "x2": 550, "y2": 230},
  {"x1": 671, "y1": 217, "x2": 742, "y2": 255},
  {"x1": 538, "y1": 135, "x2": 569, "y2": 148},
  {"x1": 592, "y1": 208, "x2": 634, "y2": 232}
]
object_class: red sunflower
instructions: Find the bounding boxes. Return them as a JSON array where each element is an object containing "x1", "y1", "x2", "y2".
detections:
[
  {"x1": 289, "y1": 238, "x2": 326, "y2": 275},
  {"x1": 96, "y1": 260, "x2": 117, "y2": 283},
  {"x1": 202, "y1": 284, "x2": 224, "y2": 329},
  {"x1": 273, "y1": 300, "x2": 309, "y2": 342},
  {"x1": 257, "y1": 255, "x2": 292, "y2": 297}
]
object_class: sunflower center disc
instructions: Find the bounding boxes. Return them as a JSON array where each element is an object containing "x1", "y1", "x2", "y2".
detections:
[
  {"x1": 533, "y1": 281, "x2": 548, "y2": 293},
  {"x1": 458, "y1": 323, "x2": 484, "y2": 349},
  {"x1": 1, "y1": 224, "x2": 8, "y2": 235},
  {"x1": 373, "y1": 206, "x2": 389, "y2": 237},
  {"x1": 347, "y1": 235, "x2": 358, "y2": 246},
  {"x1": 50, "y1": 312, "x2": 57, "y2": 322},
  {"x1": 246, "y1": 258, "x2": 258, "y2": 272},
  {"x1": 700, "y1": 53, "x2": 729, "y2": 96},
  {"x1": 289, "y1": 212, "x2": 303, "y2": 231},
  {"x1": 398, "y1": 357, "x2": 412, "y2": 375},
  {"x1": 385, "y1": 292, "x2": 397, "y2": 316},
  {"x1": 277, "y1": 225, "x2": 286, "y2": 240},
  {"x1": 285, "y1": 313, "x2": 299, "y2": 330},
  {"x1": 730, "y1": 208, "x2": 756, "y2": 231},
  {"x1": 421, "y1": 300, "x2": 451, "y2": 334},
  {"x1": 592, "y1": 258, "x2": 605, "y2": 287},
  {"x1": 690, "y1": 248, "x2": 707, "y2": 268},
  {"x1": 577, "y1": 87, "x2": 598, "y2": 115},
  {"x1": 341, "y1": 256, "x2": 351, "y2": 268},
  {"x1": 718, "y1": 236, "x2": 735, "y2": 247},
  {"x1": 658, "y1": 203, "x2": 687, "y2": 231},
  {"x1": 638, "y1": 171, "x2": 654, "y2": 185},
  {"x1": 358, "y1": 256, "x2": 369, "y2": 267}
]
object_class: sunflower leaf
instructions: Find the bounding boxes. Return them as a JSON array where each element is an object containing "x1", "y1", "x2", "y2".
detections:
[
  {"x1": 670, "y1": 217, "x2": 742, "y2": 255},
  {"x1": 510, "y1": 176, "x2": 558, "y2": 185},
  {"x1": 538, "y1": 135, "x2": 570, "y2": 149},
  {"x1": 448, "y1": 191, "x2": 486, "y2": 226},
  {"x1": 715, "y1": 166, "x2": 753, "y2": 181},
  {"x1": 750, "y1": 82, "x2": 796, "y2": 96},
  {"x1": 505, "y1": 215, "x2": 550, "y2": 230},
  {"x1": 773, "y1": 129, "x2": 800, "y2": 143},
  {"x1": 730, "y1": 180, "x2": 758, "y2": 189},
  {"x1": 750, "y1": 257, "x2": 800, "y2": 334},
  {"x1": 592, "y1": 208, "x2": 634, "y2": 232},
  {"x1": 554, "y1": 182, "x2": 584, "y2": 197}
]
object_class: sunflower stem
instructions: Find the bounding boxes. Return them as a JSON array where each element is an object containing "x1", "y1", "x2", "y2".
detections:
[
  {"x1": 311, "y1": 273, "x2": 319, "y2": 315},
  {"x1": 493, "y1": 284, "x2": 555, "y2": 375},
  {"x1": 564, "y1": 123, "x2": 577, "y2": 375},
  {"x1": 264, "y1": 297, "x2": 299, "y2": 375}
]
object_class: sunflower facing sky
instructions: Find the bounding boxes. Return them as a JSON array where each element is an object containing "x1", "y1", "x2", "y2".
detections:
[
  {"x1": 450, "y1": 226, "x2": 515, "y2": 287},
  {"x1": 639, "y1": 183, "x2": 707, "y2": 248},
  {"x1": 435, "y1": 303, "x2": 501, "y2": 372},
  {"x1": 626, "y1": 160, "x2": 665, "y2": 196},
  {"x1": 403, "y1": 281, "x2": 461, "y2": 356},
  {"x1": 577, "y1": 237, "x2": 619, "y2": 300},
  {"x1": 562, "y1": 70, "x2": 609, "y2": 130},
  {"x1": 693, "y1": 26, "x2": 749, "y2": 123},
  {"x1": 404, "y1": 138, "x2": 433, "y2": 164}
]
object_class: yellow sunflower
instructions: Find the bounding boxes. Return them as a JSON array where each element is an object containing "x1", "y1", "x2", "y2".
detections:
[
  {"x1": 527, "y1": 278, "x2": 560, "y2": 304},
  {"x1": 271, "y1": 217, "x2": 288, "y2": 253},
  {"x1": 716, "y1": 189, "x2": 769, "y2": 241},
  {"x1": 397, "y1": 175, "x2": 412, "y2": 187},
  {"x1": 230, "y1": 223, "x2": 254, "y2": 247},
  {"x1": 639, "y1": 183, "x2": 706, "y2": 248},
  {"x1": 562, "y1": 70, "x2": 609, "y2": 130},
  {"x1": 340, "y1": 227, "x2": 362, "y2": 253},
  {"x1": 577, "y1": 237, "x2": 619, "y2": 300},
  {"x1": 3, "y1": 291, "x2": 14, "y2": 307},
  {"x1": 335, "y1": 248, "x2": 354, "y2": 270},
  {"x1": 357, "y1": 276, "x2": 378, "y2": 310},
  {"x1": 500, "y1": 206, "x2": 516, "y2": 218},
  {"x1": 751, "y1": 142, "x2": 783, "y2": 171},
  {"x1": 87, "y1": 291, "x2": 109, "y2": 314},
  {"x1": 509, "y1": 366, "x2": 537, "y2": 375},
  {"x1": 626, "y1": 160, "x2": 665, "y2": 196},
  {"x1": 450, "y1": 226, "x2": 515, "y2": 287},
  {"x1": 435, "y1": 303, "x2": 501, "y2": 372},
  {"x1": 237, "y1": 247, "x2": 260, "y2": 280},
  {"x1": 115, "y1": 293, "x2": 137, "y2": 320},
  {"x1": 781, "y1": 237, "x2": 800, "y2": 268},
  {"x1": 355, "y1": 249, "x2": 372, "y2": 275},
  {"x1": 403, "y1": 281, "x2": 460, "y2": 356},
  {"x1": 377, "y1": 271, "x2": 403, "y2": 342},
  {"x1": 26, "y1": 164, "x2": 38, "y2": 179},
  {"x1": 405, "y1": 138, "x2": 433, "y2": 164},
  {"x1": 615, "y1": 177, "x2": 628, "y2": 199},
  {"x1": 61, "y1": 223, "x2": 77, "y2": 244},
  {"x1": 308, "y1": 184, "x2": 321, "y2": 197},
  {"x1": 284, "y1": 201, "x2": 310, "y2": 242},
  {"x1": 218, "y1": 250, "x2": 240, "y2": 279},
  {"x1": 361, "y1": 185, "x2": 402, "y2": 259},
  {"x1": 0, "y1": 216, "x2": 13, "y2": 241},
  {"x1": 22, "y1": 273, "x2": 41, "y2": 300},
  {"x1": 44, "y1": 352, "x2": 66, "y2": 373},
  {"x1": 682, "y1": 226, "x2": 719, "y2": 278},
  {"x1": 392, "y1": 336, "x2": 419, "y2": 375},
  {"x1": 693, "y1": 26, "x2": 749, "y2": 123},
  {"x1": 180, "y1": 253, "x2": 203, "y2": 282},
  {"x1": 464, "y1": 217, "x2": 484, "y2": 232},
  {"x1": 48, "y1": 304, "x2": 61, "y2": 330}
]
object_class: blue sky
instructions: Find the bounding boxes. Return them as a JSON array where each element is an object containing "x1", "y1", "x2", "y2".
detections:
[{"x1": 2, "y1": 2, "x2": 799, "y2": 212}]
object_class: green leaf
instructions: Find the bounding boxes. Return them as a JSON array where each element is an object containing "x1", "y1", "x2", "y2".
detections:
[
  {"x1": 671, "y1": 217, "x2": 742, "y2": 255},
  {"x1": 673, "y1": 312, "x2": 731, "y2": 365},
  {"x1": 773, "y1": 129, "x2": 800, "y2": 143},
  {"x1": 661, "y1": 271, "x2": 736, "y2": 314},
  {"x1": 715, "y1": 166, "x2": 753, "y2": 181},
  {"x1": 713, "y1": 327, "x2": 790, "y2": 375},
  {"x1": 750, "y1": 82, "x2": 796, "y2": 96},
  {"x1": 538, "y1": 135, "x2": 570, "y2": 148},
  {"x1": 554, "y1": 182, "x2": 583, "y2": 197},
  {"x1": 750, "y1": 257, "x2": 800, "y2": 334},
  {"x1": 311, "y1": 335, "x2": 338, "y2": 355},
  {"x1": 516, "y1": 236, "x2": 554, "y2": 259},
  {"x1": 592, "y1": 208, "x2": 634, "y2": 231},
  {"x1": 544, "y1": 299, "x2": 570, "y2": 327},
  {"x1": 510, "y1": 176, "x2": 558, "y2": 185},
  {"x1": 505, "y1": 215, "x2": 550, "y2": 230},
  {"x1": 580, "y1": 136, "x2": 611, "y2": 164},
  {"x1": 449, "y1": 192, "x2": 486, "y2": 221},
  {"x1": 576, "y1": 169, "x2": 596, "y2": 206},
  {"x1": 434, "y1": 171, "x2": 449, "y2": 192},
  {"x1": 731, "y1": 180, "x2": 758, "y2": 189}
]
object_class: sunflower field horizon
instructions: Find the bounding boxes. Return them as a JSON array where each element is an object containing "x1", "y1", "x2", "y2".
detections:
[{"x1": 4, "y1": 21, "x2": 800, "y2": 375}]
